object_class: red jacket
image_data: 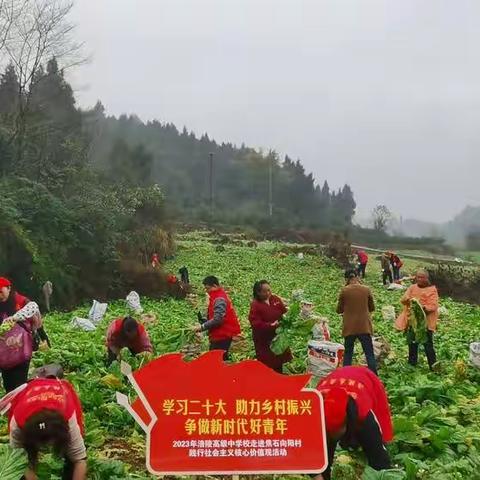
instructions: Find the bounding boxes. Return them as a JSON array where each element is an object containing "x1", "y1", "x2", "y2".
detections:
[
  {"x1": 106, "y1": 319, "x2": 153, "y2": 354},
  {"x1": 207, "y1": 289, "x2": 241, "y2": 341},
  {"x1": 9, "y1": 378, "x2": 84, "y2": 436},
  {"x1": 318, "y1": 366, "x2": 393, "y2": 442},
  {"x1": 357, "y1": 251, "x2": 369, "y2": 265},
  {"x1": 0, "y1": 293, "x2": 28, "y2": 323},
  {"x1": 391, "y1": 254, "x2": 403, "y2": 268},
  {"x1": 249, "y1": 295, "x2": 292, "y2": 369}
]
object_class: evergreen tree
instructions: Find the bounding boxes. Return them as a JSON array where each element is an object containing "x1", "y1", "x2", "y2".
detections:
[{"x1": 0, "y1": 64, "x2": 20, "y2": 115}]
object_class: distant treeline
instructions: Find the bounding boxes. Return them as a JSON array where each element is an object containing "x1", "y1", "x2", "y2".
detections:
[{"x1": 87, "y1": 113, "x2": 356, "y2": 230}]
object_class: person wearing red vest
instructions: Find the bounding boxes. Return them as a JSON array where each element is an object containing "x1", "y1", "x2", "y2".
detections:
[
  {"x1": 194, "y1": 276, "x2": 241, "y2": 360},
  {"x1": 106, "y1": 316, "x2": 153, "y2": 366},
  {"x1": 356, "y1": 250, "x2": 369, "y2": 278},
  {"x1": 9, "y1": 377, "x2": 87, "y2": 480},
  {"x1": 0, "y1": 277, "x2": 41, "y2": 393},
  {"x1": 389, "y1": 252, "x2": 404, "y2": 281},
  {"x1": 315, "y1": 366, "x2": 393, "y2": 480}
]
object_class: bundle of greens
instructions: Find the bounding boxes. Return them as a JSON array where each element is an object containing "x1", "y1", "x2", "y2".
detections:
[
  {"x1": 271, "y1": 297, "x2": 316, "y2": 355},
  {"x1": 406, "y1": 298, "x2": 428, "y2": 345},
  {"x1": 0, "y1": 445, "x2": 28, "y2": 480}
]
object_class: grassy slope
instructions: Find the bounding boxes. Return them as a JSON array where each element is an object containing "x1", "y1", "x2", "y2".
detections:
[{"x1": 2, "y1": 232, "x2": 480, "y2": 479}]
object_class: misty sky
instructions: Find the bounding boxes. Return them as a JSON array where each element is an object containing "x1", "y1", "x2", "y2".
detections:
[{"x1": 70, "y1": 0, "x2": 480, "y2": 222}]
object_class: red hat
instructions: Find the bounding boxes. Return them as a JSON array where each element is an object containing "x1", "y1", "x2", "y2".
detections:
[
  {"x1": 322, "y1": 387, "x2": 349, "y2": 435},
  {"x1": 0, "y1": 277, "x2": 11, "y2": 289}
]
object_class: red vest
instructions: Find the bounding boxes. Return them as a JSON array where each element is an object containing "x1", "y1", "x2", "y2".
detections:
[
  {"x1": 318, "y1": 366, "x2": 393, "y2": 443},
  {"x1": 9, "y1": 378, "x2": 84, "y2": 436},
  {"x1": 207, "y1": 289, "x2": 241, "y2": 341}
]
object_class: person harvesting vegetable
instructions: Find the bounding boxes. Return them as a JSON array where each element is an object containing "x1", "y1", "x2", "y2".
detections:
[
  {"x1": 248, "y1": 280, "x2": 292, "y2": 373},
  {"x1": 105, "y1": 316, "x2": 153, "y2": 366},
  {"x1": 337, "y1": 270, "x2": 377, "y2": 375},
  {"x1": 8, "y1": 376, "x2": 87, "y2": 480},
  {"x1": 314, "y1": 366, "x2": 393, "y2": 480},
  {"x1": 193, "y1": 276, "x2": 241, "y2": 361},
  {"x1": 356, "y1": 250, "x2": 368, "y2": 278},
  {"x1": 381, "y1": 253, "x2": 393, "y2": 285},
  {"x1": 0, "y1": 277, "x2": 45, "y2": 393},
  {"x1": 389, "y1": 252, "x2": 403, "y2": 281},
  {"x1": 395, "y1": 269, "x2": 439, "y2": 370}
]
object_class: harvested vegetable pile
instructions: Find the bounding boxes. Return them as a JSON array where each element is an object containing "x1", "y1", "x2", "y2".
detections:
[{"x1": 1, "y1": 232, "x2": 480, "y2": 479}]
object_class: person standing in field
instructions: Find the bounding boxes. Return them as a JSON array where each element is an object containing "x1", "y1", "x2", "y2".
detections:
[
  {"x1": 248, "y1": 280, "x2": 292, "y2": 373},
  {"x1": 194, "y1": 276, "x2": 241, "y2": 361},
  {"x1": 395, "y1": 270, "x2": 439, "y2": 370},
  {"x1": 151, "y1": 253, "x2": 160, "y2": 269},
  {"x1": 314, "y1": 366, "x2": 393, "y2": 480},
  {"x1": 381, "y1": 253, "x2": 393, "y2": 285},
  {"x1": 337, "y1": 270, "x2": 377, "y2": 375},
  {"x1": 356, "y1": 250, "x2": 369, "y2": 278},
  {"x1": 389, "y1": 252, "x2": 403, "y2": 281},
  {"x1": 0, "y1": 277, "x2": 44, "y2": 393}
]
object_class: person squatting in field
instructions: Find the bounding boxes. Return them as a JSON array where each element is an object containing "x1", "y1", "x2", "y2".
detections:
[
  {"x1": 105, "y1": 316, "x2": 153, "y2": 366},
  {"x1": 0, "y1": 277, "x2": 49, "y2": 393},
  {"x1": 8, "y1": 370, "x2": 87, "y2": 480},
  {"x1": 314, "y1": 366, "x2": 393, "y2": 480},
  {"x1": 194, "y1": 276, "x2": 241, "y2": 361},
  {"x1": 337, "y1": 270, "x2": 377, "y2": 375},
  {"x1": 248, "y1": 280, "x2": 292, "y2": 374},
  {"x1": 395, "y1": 269, "x2": 439, "y2": 370}
]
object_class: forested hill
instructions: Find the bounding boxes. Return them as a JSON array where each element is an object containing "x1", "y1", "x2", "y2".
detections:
[
  {"x1": 85, "y1": 110, "x2": 356, "y2": 229},
  {"x1": 0, "y1": 56, "x2": 355, "y2": 304}
]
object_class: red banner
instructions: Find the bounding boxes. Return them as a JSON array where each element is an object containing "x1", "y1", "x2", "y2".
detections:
[{"x1": 117, "y1": 351, "x2": 327, "y2": 475}]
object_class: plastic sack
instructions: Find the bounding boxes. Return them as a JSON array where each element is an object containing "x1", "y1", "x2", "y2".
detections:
[
  {"x1": 300, "y1": 301, "x2": 315, "y2": 319},
  {"x1": 364, "y1": 336, "x2": 391, "y2": 364},
  {"x1": 387, "y1": 283, "x2": 405, "y2": 291},
  {"x1": 311, "y1": 318, "x2": 331, "y2": 342},
  {"x1": 126, "y1": 291, "x2": 143, "y2": 314},
  {"x1": 469, "y1": 343, "x2": 480, "y2": 369},
  {"x1": 71, "y1": 317, "x2": 96, "y2": 331},
  {"x1": 88, "y1": 300, "x2": 108, "y2": 324},
  {"x1": 297, "y1": 253, "x2": 304, "y2": 260},
  {"x1": 306, "y1": 340, "x2": 345, "y2": 379},
  {"x1": 382, "y1": 306, "x2": 396, "y2": 322}
]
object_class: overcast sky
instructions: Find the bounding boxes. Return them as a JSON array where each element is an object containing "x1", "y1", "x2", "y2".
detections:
[{"x1": 70, "y1": 0, "x2": 480, "y2": 222}]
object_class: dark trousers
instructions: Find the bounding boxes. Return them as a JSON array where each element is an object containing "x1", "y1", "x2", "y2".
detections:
[
  {"x1": 209, "y1": 338, "x2": 233, "y2": 361},
  {"x1": 392, "y1": 266, "x2": 401, "y2": 281},
  {"x1": 62, "y1": 458, "x2": 74, "y2": 480},
  {"x1": 322, "y1": 413, "x2": 391, "y2": 480},
  {"x1": 343, "y1": 334, "x2": 377, "y2": 375},
  {"x1": 358, "y1": 263, "x2": 367, "y2": 278},
  {"x1": 382, "y1": 269, "x2": 393, "y2": 285},
  {"x1": 408, "y1": 330, "x2": 436, "y2": 369},
  {"x1": 1, "y1": 360, "x2": 30, "y2": 393}
]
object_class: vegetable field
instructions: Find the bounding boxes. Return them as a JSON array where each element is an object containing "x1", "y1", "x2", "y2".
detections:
[{"x1": 2, "y1": 231, "x2": 480, "y2": 479}]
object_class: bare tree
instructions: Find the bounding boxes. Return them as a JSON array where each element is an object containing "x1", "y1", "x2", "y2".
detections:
[
  {"x1": 372, "y1": 204, "x2": 392, "y2": 232},
  {"x1": 0, "y1": 0, "x2": 84, "y2": 160}
]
